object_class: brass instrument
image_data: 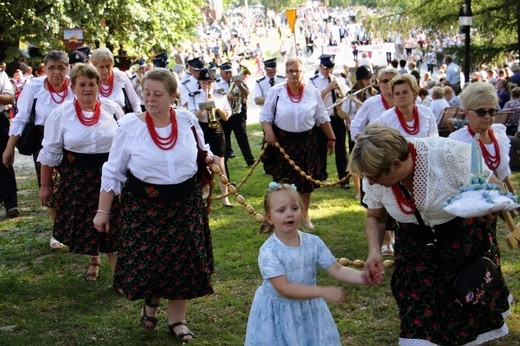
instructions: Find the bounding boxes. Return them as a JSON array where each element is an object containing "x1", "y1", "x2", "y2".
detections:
[
  {"x1": 228, "y1": 64, "x2": 251, "y2": 114},
  {"x1": 330, "y1": 74, "x2": 347, "y2": 100},
  {"x1": 327, "y1": 82, "x2": 376, "y2": 110},
  {"x1": 200, "y1": 88, "x2": 220, "y2": 129}
]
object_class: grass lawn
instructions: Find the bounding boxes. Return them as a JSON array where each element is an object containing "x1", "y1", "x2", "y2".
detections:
[{"x1": 0, "y1": 122, "x2": 519, "y2": 345}]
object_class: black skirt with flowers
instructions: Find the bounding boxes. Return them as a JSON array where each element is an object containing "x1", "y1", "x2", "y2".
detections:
[
  {"x1": 264, "y1": 125, "x2": 326, "y2": 193},
  {"x1": 112, "y1": 174, "x2": 214, "y2": 301},
  {"x1": 392, "y1": 217, "x2": 510, "y2": 345},
  {"x1": 52, "y1": 150, "x2": 120, "y2": 255}
]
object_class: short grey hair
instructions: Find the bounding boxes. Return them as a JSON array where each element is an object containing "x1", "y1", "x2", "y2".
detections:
[
  {"x1": 44, "y1": 50, "x2": 69, "y2": 66},
  {"x1": 90, "y1": 48, "x2": 115, "y2": 66},
  {"x1": 459, "y1": 82, "x2": 498, "y2": 110}
]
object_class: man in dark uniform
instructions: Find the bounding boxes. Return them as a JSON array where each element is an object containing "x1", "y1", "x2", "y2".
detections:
[
  {"x1": 254, "y1": 58, "x2": 285, "y2": 106},
  {"x1": 309, "y1": 54, "x2": 351, "y2": 189},
  {"x1": 180, "y1": 57, "x2": 203, "y2": 107},
  {"x1": 216, "y1": 62, "x2": 255, "y2": 170}
]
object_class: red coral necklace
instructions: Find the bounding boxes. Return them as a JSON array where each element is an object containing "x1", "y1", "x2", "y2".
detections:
[
  {"x1": 99, "y1": 73, "x2": 114, "y2": 97},
  {"x1": 391, "y1": 143, "x2": 418, "y2": 215},
  {"x1": 74, "y1": 99, "x2": 101, "y2": 126},
  {"x1": 467, "y1": 126, "x2": 501, "y2": 171},
  {"x1": 286, "y1": 83, "x2": 304, "y2": 103},
  {"x1": 396, "y1": 105, "x2": 420, "y2": 135},
  {"x1": 381, "y1": 94, "x2": 390, "y2": 110},
  {"x1": 45, "y1": 78, "x2": 69, "y2": 104},
  {"x1": 146, "y1": 107, "x2": 178, "y2": 150}
]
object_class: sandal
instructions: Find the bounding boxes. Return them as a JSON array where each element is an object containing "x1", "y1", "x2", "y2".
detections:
[
  {"x1": 381, "y1": 244, "x2": 394, "y2": 256},
  {"x1": 82, "y1": 262, "x2": 100, "y2": 281},
  {"x1": 140, "y1": 299, "x2": 159, "y2": 330},
  {"x1": 49, "y1": 236, "x2": 64, "y2": 249},
  {"x1": 168, "y1": 321, "x2": 195, "y2": 342}
]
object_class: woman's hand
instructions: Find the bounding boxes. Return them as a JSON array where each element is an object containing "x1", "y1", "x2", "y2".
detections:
[
  {"x1": 363, "y1": 250, "x2": 385, "y2": 285},
  {"x1": 320, "y1": 285, "x2": 345, "y2": 304},
  {"x1": 265, "y1": 131, "x2": 277, "y2": 145},
  {"x1": 93, "y1": 212, "x2": 110, "y2": 233},
  {"x1": 206, "y1": 155, "x2": 220, "y2": 166},
  {"x1": 3, "y1": 148, "x2": 14, "y2": 167},
  {"x1": 39, "y1": 186, "x2": 53, "y2": 207},
  {"x1": 327, "y1": 139, "x2": 335, "y2": 155}
]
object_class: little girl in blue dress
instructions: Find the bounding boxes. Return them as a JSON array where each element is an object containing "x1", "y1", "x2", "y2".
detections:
[{"x1": 245, "y1": 183, "x2": 375, "y2": 345}]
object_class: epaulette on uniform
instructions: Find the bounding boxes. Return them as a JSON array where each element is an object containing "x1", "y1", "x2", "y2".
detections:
[
  {"x1": 182, "y1": 79, "x2": 190, "y2": 85},
  {"x1": 188, "y1": 91, "x2": 201, "y2": 97},
  {"x1": 256, "y1": 76, "x2": 266, "y2": 83},
  {"x1": 310, "y1": 74, "x2": 319, "y2": 80}
]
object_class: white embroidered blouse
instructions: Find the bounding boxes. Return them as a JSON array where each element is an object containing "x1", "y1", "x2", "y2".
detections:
[
  {"x1": 375, "y1": 105, "x2": 439, "y2": 138},
  {"x1": 36, "y1": 99, "x2": 124, "y2": 167},
  {"x1": 363, "y1": 137, "x2": 492, "y2": 226},
  {"x1": 9, "y1": 77, "x2": 75, "y2": 136},
  {"x1": 100, "y1": 109, "x2": 211, "y2": 194},
  {"x1": 259, "y1": 83, "x2": 330, "y2": 132},
  {"x1": 98, "y1": 70, "x2": 141, "y2": 114},
  {"x1": 448, "y1": 124, "x2": 511, "y2": 181}
]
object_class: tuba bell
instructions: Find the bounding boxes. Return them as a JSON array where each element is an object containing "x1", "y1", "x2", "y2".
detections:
[
  {"x1": 228, "y1": 64, "x2": 251, "y2": 114},
  {"x1": 199, "y1": 89, "x2": 220, "y2": 129}
]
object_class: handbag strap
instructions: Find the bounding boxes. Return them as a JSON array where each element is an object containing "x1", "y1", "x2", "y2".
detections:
[
  {"x1": 398, "y1": 181, "x2": 426, "y2": 227},
  {"x1": 29, "y1": 98, "x2": 37, "y2": 124},
  {"x1": 190, "y1": 126, "x2": 202, "y2": 151}
]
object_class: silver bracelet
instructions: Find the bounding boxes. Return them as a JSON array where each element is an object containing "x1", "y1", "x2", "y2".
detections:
[{"x1": 96, "y1": 209, "x2": 110, "y2": 216}]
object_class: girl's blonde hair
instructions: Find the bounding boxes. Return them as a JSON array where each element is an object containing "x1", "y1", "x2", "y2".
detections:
[{"x1": 259, "y1": 183, "x2": 301, "y2": 234}]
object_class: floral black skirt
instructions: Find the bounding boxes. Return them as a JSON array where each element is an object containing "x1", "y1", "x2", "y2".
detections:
[
  {"x1": 113, "y1": 179, "x2": 214, "y2": 301},
  {"x1": 264, "y1": 126, "x2": 326, "y2": 193},
  {"x1": 392, "y1": 218, "x2": 510, "y2": 345},
  {"x1": 52, "y1": 151, "x2": 120, "y2": 255}
]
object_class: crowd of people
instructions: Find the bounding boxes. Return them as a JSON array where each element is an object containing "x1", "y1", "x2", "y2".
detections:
[{"x1": 0, "y1": 3, "x2": 519, "y2": 345}]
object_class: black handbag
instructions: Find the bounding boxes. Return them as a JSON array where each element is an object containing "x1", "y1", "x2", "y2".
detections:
[
  {"x1": 122, "y1": 88, "x2": 133, "y2": 114},
  {"x1": 191, "y1": 126, "x2": 213, "y2": 187},
  {"x1": 16, "y1": 98, "x2": 39, "y2": 156},
  {"x1": 452, "y1": 256, "x2": 500, "y2": 307},
  {"x1": 398, "y1": 182, "x2": 500, "y2": 308}
]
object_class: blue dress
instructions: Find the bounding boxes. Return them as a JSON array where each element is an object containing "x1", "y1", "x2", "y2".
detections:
[{"x1": 245, "y1": 231, "x2": 341, "y2": 346}]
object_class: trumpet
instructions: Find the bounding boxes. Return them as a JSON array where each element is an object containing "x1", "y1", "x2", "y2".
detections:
[
  {"x1": 200, "y1": 89, "x2": 220, "y2": 129},
  {"x1": 327, "y1": 82, "x2": 376, "y2": 110},
  {"x1": 330, "y1": 74, "x2": 347, "y2": 100}
]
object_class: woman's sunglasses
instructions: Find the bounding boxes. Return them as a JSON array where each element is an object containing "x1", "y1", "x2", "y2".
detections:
[{"x1": 468, "y1": 108, "x2": 498, "y2": 117}]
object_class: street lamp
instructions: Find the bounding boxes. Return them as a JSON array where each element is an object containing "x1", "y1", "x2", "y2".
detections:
[{"x1": 459, "y1": 1, "x2": 472, "y2": 85}]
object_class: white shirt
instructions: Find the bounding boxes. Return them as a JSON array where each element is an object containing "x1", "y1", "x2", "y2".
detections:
[
  {"x1": 309, "y1": 73, "x2": 348, "y2": 116},
  {"x1": 0, "y1": 71, "x2": 14, "y2": 111},
  {"x1": 101, "y1": 110, "x2": 211, "y2": 194},
  {"x1": 98, "y1": 70, "x2": 141, "y2": 114},
  {"x1": 259, "y1": 83, "x2": 330, "y2": 132},
  {"x1": 448, "y1": 124, "x2": 511, "y2": 181},
  {"x1": 375, "y1": 105, "x2": 439, "y2": 138},
  {"x1": 363, "y1": 137, "x2": 492, "y2": 226},
  {"x1": 429, "y1": 99, "x2": 450, "y2": 124},
  {"x1": 254, "y1": 75, "x2": 285, "y2": 100},
  {"x1": 187, "y1": 89, "x2": 231, "y2": 123},
  {"x1": 37, "y1": 99, "x2": 124, "y2": 167},
  {"x1": 9, "y1": 76, "x2": 75, "y2": 135},
  {"x1": 180, "y1": 75, "x2": 200, "y2": 107},
  {"x1": 350, "y1": 94, "x2": 388, "y2": 140}
]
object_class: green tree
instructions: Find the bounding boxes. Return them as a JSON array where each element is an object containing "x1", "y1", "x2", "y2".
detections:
[
  {"x1": 360, "y1": 0, "x2": 519, "y2": 65},
  {"x1": 0, "y1": 0, "x2": 202, "y2": 63}
]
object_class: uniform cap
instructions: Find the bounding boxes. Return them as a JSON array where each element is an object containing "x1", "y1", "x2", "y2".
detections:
[
  {"x1": 198, "y1": 68, "x2": 215, "y2": 81},
  {"x1": 319, "y1": 54, "x2": 335, "y2": 69},
  {"x1": 69, "y1": 50, "x2": 87, "y2": 64},
  {"x1": 264, "y1": 58, "x2": 277, "y2": 69},
  {"x1": 187, "y1": 57, "x2": 203, "y2": 70},
  {"x1": 153, "y1": 53, "x2": 168, "y2": 68},
  {"x1": 355, "y1": 65, "x2": 373, "y2": 80},
  {"x1": 219, "y1": 62, "x2": 233, "y2": 72},
  {"x1": 75, "y1": 46, "x2": 91, "y2": 58}
]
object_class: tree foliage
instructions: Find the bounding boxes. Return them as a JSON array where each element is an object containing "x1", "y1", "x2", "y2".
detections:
[
  {"x1": 0, "y1": 0, "x2": 203, "y2": 63},
  {"x1": 358, "y1": 0, "x2": 519, "y2": 65}
]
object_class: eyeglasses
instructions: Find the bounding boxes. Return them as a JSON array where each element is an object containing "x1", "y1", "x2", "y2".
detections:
[
  {"x1": 468, "y1": 108, "x2": 498, "y2": 117},
  {"x1": 379, "y1": 79, "x2": 390, "y2": 84},
  {"x1": 287, "y1": 69, "x2": 302, "y2": 75},
  {"x1": 46, "y1": 66, "x2": 67, "y2": 72},
  {"x1": 365, "y1": 170, "x2": 384, "y2": 184}
]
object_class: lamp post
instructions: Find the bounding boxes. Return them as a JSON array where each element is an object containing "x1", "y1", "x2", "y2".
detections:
[{"x1": 459, "y1": 1, "x2": 472, "y2": 85}]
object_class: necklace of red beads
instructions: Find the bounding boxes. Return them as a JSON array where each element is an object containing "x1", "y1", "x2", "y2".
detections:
[
  {"x1": 45, "y1": 78, "x2": 69, "y2": 104},
  {"x1": 74, "y1": 99, "x2": 101, "y2": 126},
  {"x1": 99, "y1": 73, "x2": 115, "y2": 97},
  {"x1": 396, "y1": 105, "x2": 420, "y2": 135},
  {"x1": 146, "y1": 107, "x2": 178, "y2": 150},
  {"x1": 286, "y1": 83, "x2": 304, "y2": 103},
  {"x1": 391, "y1": 143, "x2": 418, "y2": 215},
  {"x1": 467, "y1": 126, "x2": 501, "y2": 171}
]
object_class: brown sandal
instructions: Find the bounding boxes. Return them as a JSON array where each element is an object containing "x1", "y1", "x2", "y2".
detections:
[
  {"x1": 168, "y1": 321, "x2": 195, "y2": 342},
  {"x1": 82, "y1": 263, "x2": 100, "y2": 281}
]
